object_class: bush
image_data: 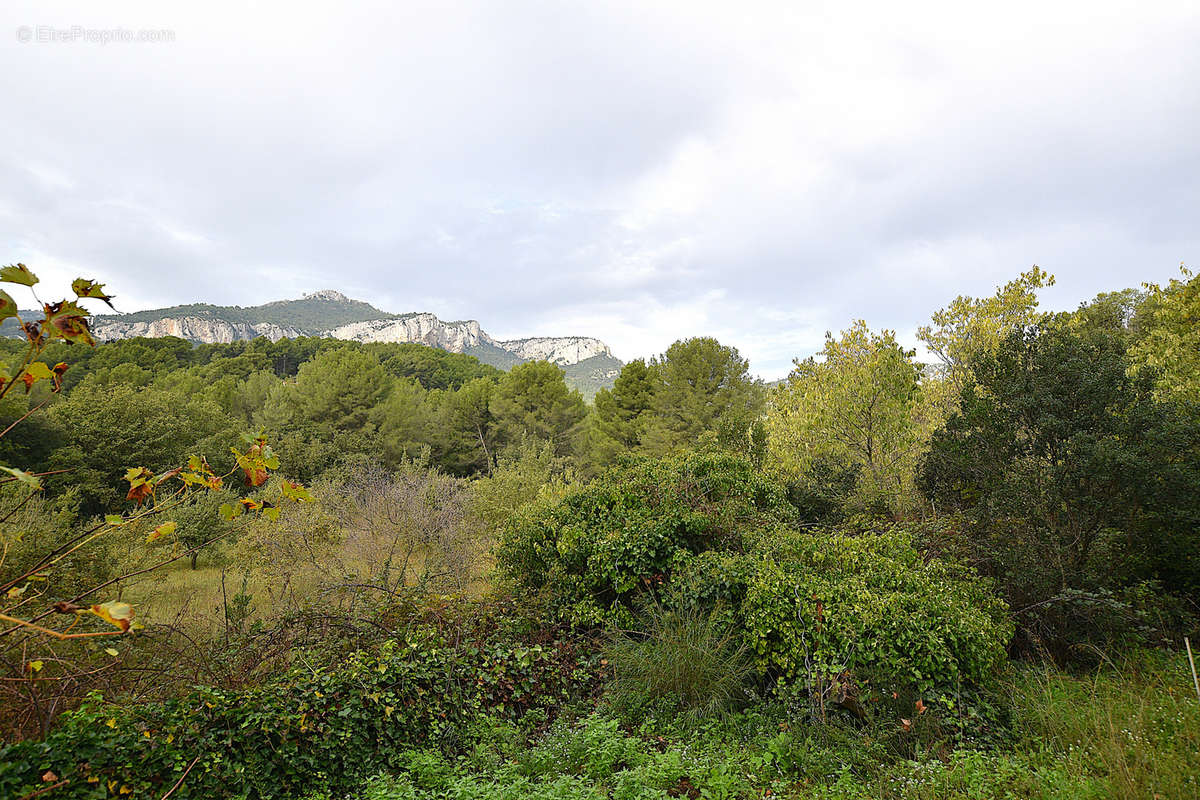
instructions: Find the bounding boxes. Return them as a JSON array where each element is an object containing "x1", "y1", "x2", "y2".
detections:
[
  {"x1": 742, "y1": 528, "x2": 1012, "y2": 706},
  {"x1": 496, "y1": 451, "x2": 794, "y2": 627},
  {"x1": 0, "y1": 618, "x2": 603, "y2": 799}
]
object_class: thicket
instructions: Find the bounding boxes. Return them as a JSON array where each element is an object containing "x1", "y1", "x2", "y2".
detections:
[{"x1": 0, "y1": 610, "x2": 604, "y2": 799}]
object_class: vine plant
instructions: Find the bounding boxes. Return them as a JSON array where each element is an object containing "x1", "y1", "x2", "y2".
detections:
[{"x1": 0, "y1": 264, "x2": 312, "y2": 669}]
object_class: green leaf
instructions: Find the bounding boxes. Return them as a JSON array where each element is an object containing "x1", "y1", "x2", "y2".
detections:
[
  {"x1": 0, "y1": 290, "x2": 18, "y2": 323},
  {"x1": 219, "y1": 503, "x2": 242, "y2": 521},
  {"x1": 0, "y1": 465, "x2": 43, "y2": 490},
  {"x1": 104, "y1": 514, "x2": 124, "y2": 526},
  {"x1": 0, "y1": 264, "x2": 38, "y2": 286},
  {"x1": 71, "y1": 278, "x2": 116, "y2": 310},
  {"x1": 146, "y1": 520, "x2": 176, "y2": 543}
]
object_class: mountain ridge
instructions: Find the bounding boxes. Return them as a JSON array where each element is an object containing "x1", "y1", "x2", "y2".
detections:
[{"x1": 74, "y1": 290, "x2": 622, "y2": 396}]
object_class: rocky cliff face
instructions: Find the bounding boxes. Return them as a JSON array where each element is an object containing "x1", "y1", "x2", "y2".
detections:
[
  {"x1": 79, "y1": 291, "x2": 619, "y2": 375},
  {"x1": 497, "y1": 336, "x2": 612, "y2": 366},
  {"x1": 93, "y1": 317, "x2": 303, "y2": 343},
  {"x1": 327, "y1": 314, "x2": 488, "y2": 351}
]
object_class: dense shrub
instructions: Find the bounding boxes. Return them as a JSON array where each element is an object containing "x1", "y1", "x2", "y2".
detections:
[
  {"x1": 0, "y1": 620, "x2": 603, "y2": 799},
  {"x1": 741, "y1": 528, "x2": 1013, "y2": 704},
  {"x1": 496, "y1": 451, "x2": 795, "y2": 627}
]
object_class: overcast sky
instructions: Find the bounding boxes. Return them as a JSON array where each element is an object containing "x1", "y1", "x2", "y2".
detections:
[{"x1": 2, "y1": 1, "x2": 1197, "y2": 378}]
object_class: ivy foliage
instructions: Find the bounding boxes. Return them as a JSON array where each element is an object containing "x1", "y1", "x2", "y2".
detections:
[
  {"x1": 0, "y1": 619, "x2": 602, "y2": 799},
  {"x1": 738, "y1": 528, "x2": 1012, "y2": 700}
]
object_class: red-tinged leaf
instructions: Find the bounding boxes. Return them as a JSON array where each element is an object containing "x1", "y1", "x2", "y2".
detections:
[
  {"x1": 0, "y1": 290, "x2": 18, "y2": 323},
  {"x1": 91, "y1": 601, "x2": 133, "y2": 633},
  {"x1": 146, "y1": 521, "x2": 176, "y2": 543},
  {"x1": 50, "y1": 362, "x2": 69, "y2": 391},
  {"x1": 242, "y1": 467, "x2": 268, "y2": 487},
  {"x1": 42, "y1": 300, "x2": 96, "y2": 346},
  {"x1": 71, "y1": 278, "x2": 116, "y2": 310},
  {"x1": 154, "y1": 467, "x2": 183, "y2": 485},
  {"x1": 126, "y1": 483, "x2": 152, "y2": 505},
  {"x1": 21, "y1": 321, "x2": 43, "y2": 345},
  {"x1": 0, "y1": 263, "x2": 38, "y2": 286},
  {"x1": 124, "y1": 467, "x2": 154, "y2": 506},
  {"x1": 20, "y1": 361, "x2": 55, "y2": 392}
]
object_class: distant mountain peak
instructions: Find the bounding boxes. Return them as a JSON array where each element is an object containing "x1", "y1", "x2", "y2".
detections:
[{"x1": 301, "y1": 289, "x2": 352, "y2": 302}]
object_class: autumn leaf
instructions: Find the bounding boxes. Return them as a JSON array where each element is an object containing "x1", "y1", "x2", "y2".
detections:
[
  {"x1": 146, "y1": 520, "x2": 176, "y2": 543},
  {"x1": 0, "y1": 289, "x2": 18, "y2": 323},
  {"x1": 125, "y1": 466, "x2": 154, "y2": 505},
  {"x1": 51, "y1": 362, "x2": 69, "y2": 391},
  {"x1": 28, "y1": 660, "x2": 43, "y2": 673},
  {"x1": 71, "y1": 278, "x2": 116, "y2": 310},
  {"x1": 20, "y1": 361, "x2": 55, "y2": 392},
  {"x1": 0, "y1": 263, "x2": 38, "y2": 286},
  {"x1": 915, "y1": 699, "x2": 926, "y2": 715},
  {"x1": 154, "y1": 466, "x2": 183, "y2": 485},
  {"x1": 42, "y1": 300, "x2": 96, "y2": 347},
  {"x1": 91, "y1": 601, "x2": 134, "y2": 633}
]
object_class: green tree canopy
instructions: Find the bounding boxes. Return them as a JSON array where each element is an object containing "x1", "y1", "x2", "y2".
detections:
[
  {"x1": 489, "y1": 361, "x2": 587, "y2": 458},
  {"x1": 641, "y1": 338, "x2": 763, "y2": 455},
  {"x1": 767, "y1": 320, "x2": 925, "y2": 516}
]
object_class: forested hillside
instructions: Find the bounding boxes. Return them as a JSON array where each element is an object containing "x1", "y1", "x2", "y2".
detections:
[{"x1": 0, "y1": 264, "x2": 1197, "y2": 799}]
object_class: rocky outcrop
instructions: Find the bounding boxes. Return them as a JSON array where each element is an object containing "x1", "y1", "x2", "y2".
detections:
[
  {"x1": 326, "y1": 314, "x2": 489, "y2": 351},
  {"x1": 496, "y1": 336, "x2": 612, "y2": 366},
  {"x1": 92, "y1": 317, "x2": 303, "y2": 343}
]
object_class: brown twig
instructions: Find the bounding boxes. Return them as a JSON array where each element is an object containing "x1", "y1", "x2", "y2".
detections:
[
  {"x1": 18, "y1": 777, "x2": 70, "y2": 800},
  {"x1": 159, "y1": 755, "x2": 201, "y2": 800}
]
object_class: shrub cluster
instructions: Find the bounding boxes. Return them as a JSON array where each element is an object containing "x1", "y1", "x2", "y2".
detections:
[
  {"x1": 500, "y1": 453, "x2": 1012, "y2": 708},
  {"x1": 0, "y1": 620, "x2": 603, "y2": 799},
  {"x1": 497, "y1": 451, "x2": 794, "y2": 627}
]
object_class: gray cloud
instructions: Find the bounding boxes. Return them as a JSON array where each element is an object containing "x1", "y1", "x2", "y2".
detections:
[{"x1": 2, "y1": 0, "x2": 1197, "y2": 378}]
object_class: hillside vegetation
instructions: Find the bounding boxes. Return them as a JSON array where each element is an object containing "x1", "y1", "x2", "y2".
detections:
[{"x1": 0, "y1": 264, "x2": 1197, "y2": 799}]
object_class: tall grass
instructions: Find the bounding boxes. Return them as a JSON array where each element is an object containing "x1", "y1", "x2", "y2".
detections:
[
  {"x1": 605, "y1": 603, "x2": 756, "y2": 722},
  {"x1": 1012, "y1": 650, "x2": 1200, "y2": 800}
]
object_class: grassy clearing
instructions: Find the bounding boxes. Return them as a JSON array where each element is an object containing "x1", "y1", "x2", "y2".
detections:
[{"x1": 298, "y1": 650, "x2": 1199, "y2": 800}]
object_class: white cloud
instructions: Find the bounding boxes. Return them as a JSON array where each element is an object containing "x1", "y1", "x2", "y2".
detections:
[{"x1": 1, "y1": 0, "x2": 1196, "y2": 379}]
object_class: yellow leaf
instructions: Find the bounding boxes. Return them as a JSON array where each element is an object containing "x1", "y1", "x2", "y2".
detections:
[
  {"x1": 384, "y1": 705, "x2": 395, "y2": 718},
  {"x1": 91, "y1": 601, "x2": 134, "y2": 633},
  {"x1": 166, "y1": 733, "x2": 174, "y2": 744},
  {"x1": 28, "y1": 660, "x2": 43, "y2": 673},
  {"x1": 146, "y1": 520, "x2": 176, "y2": 544},
  {"x1": 105, "y1": 647, "x2": 119, "y2": 657},
  {"x1": 106, "y1": 718, "x2": 116, "y2": 728}
]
